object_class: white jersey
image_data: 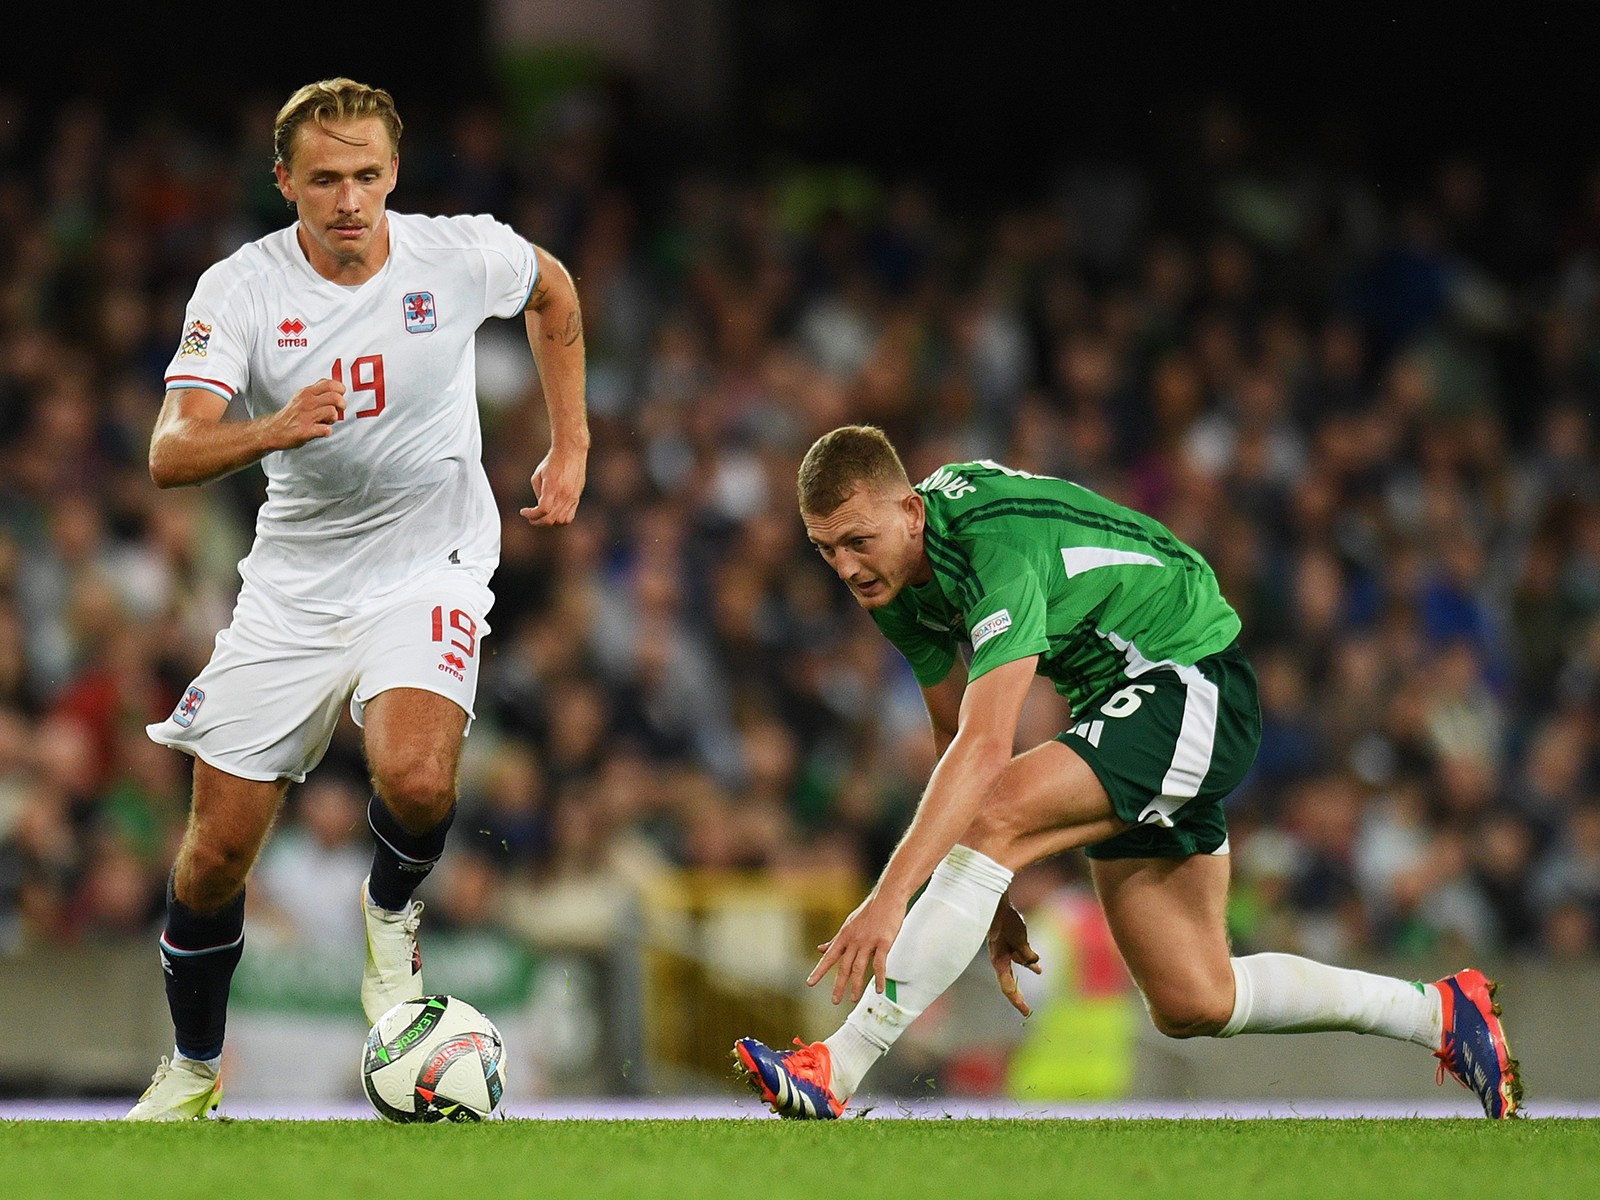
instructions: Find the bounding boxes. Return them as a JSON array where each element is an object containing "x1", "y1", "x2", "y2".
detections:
[{"x1": 164, "y1": 211, "x2": 539, "y2": 611}]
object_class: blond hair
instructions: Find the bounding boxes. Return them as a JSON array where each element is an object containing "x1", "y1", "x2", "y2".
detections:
[
  {"x1": 273, "y1": 78, "x2": 402, "y2": 168},
  {"x1": 797, "y1": 425, "x2": 911, "y2": 516}
]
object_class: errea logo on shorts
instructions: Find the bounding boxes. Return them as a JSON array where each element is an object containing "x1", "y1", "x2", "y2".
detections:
[{"x1": 970, "y1": 609, "x2": 1012, "y2": 649}]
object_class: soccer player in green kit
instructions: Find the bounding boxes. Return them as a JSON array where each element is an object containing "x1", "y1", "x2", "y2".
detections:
[{"x1": 735, "y1": 425, "x2": 1521, "y2": 1119}]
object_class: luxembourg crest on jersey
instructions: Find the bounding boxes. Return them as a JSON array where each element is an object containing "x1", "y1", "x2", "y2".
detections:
[{"x1": 403, "y1": 291, "x2": 437, "y2": 333}]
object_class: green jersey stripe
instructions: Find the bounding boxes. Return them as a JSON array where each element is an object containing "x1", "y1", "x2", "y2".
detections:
[
  {"x1": 923, "y1": 528, "x2": 983, "y2": 611},
  {"x1": 946, "y1": 498, "x2": 1200, "y2": 568},
  {"x1": 921, "y1": 535, "x2": 969, "y2": 599}
]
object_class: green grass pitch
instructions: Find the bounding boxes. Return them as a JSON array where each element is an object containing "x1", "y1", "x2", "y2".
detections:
[{"x1": 4, "y1": 1118, "x2": 1595, "y2": 1200}]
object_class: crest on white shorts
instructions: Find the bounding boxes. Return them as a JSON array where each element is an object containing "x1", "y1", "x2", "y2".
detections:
[{"x1": 172, "y1": 685, "x2": 205, "y2": 728}]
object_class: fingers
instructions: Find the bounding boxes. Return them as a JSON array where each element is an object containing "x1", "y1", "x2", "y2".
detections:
[
  {"x1": 1017, "y1": 940, "x2": 1042, "y2": 973},
  {"x1": 287, "y1": 378, "x2": 345, "y2": 443},
  {"x1": 994, "y1": 961, "x2": 1032, "y2": 1018},
  {"x1": 833, "y1": 943, "x2": 870, "y2": 1006},
  {"x1": 520, "y1": 499, "x2": 578, "y2": 527},
  {"x1": 998, "y1": 966, "x2": 1036, "y2": 1017},
  {"x1": 832, "y1": 945, "x2": 859, "y2": 1005},
  {"x1": 308, "y1": 377, "x2": 346, "y2": 413},
  {"x1": 809, "y1": 912, "x2": 890, "y2": 1005},
  {"x1": 807, "y1": 940, "x2": 844, "y2": 990},
  {"x1": 991, "y1": 938, "x2": 1040, "y2": 1015},
  {"x1": 276, "y1": 382, "x2": 345, "y2": 448},
  {"x1": 836, "y1": 942, "x2": 888, "y2": 1005},
  {"x1": 520, "y1": 473, "x2": 581, "y2": 526}
]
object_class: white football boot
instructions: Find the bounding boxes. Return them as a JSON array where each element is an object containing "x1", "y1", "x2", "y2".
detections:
[
  {"x1": 361, "y1": 877, "x2": 425, "y2": 1024},
  {"x1": 125, "y1": 1056, "x2": 222, "y2": 1121}
]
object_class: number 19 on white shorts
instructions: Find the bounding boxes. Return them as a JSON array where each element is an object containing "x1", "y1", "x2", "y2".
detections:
[{"x1": 147, "y1": 575, "x2": 494, "y2": 783}]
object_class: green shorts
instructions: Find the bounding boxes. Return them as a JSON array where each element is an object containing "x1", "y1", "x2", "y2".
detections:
[{"x1": 1054, "y1": 641, "x2": 1260, "y2": 860}]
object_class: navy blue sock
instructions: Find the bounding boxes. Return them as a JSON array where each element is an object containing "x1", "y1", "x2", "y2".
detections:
[
  {"x1": 367, "y1": 795, "x2": 456, "y2": 911},
  {"x1": 160, "y1": 873, "x2": 245, "y2": 1062}
]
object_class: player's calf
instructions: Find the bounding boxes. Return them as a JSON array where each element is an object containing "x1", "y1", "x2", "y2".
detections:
[
  {"x1": 365, "y1": 794, "x2": 455, "y2": 911},
  {"x1": 1145, "y1": 991, "x2": 1235, "y2": 1039},
  {"x1": 160, "y1": 873, "x2": 246, "y2": 1065}
]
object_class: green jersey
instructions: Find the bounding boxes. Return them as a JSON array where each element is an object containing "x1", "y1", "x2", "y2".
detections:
[{"x1": 871, "y1": 461, "x2": 1242, "y2": 712}]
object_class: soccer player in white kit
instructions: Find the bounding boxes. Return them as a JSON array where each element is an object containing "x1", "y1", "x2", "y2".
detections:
[{"x1": 126, "y1": 79, "x2": 588, "y2": 1120}]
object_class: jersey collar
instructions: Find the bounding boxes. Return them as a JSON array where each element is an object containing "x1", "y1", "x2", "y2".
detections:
[{"x1": 285, "y1": 212, "x2": 400, "y2": 293}]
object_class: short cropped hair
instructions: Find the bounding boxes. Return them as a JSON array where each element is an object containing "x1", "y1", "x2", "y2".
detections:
[
  {"x1": 797, "y1": 425, "x2": 912, "y2": 516},
  {"x1": 273, "y1": 78, "x2": 403, "y2": 168}
]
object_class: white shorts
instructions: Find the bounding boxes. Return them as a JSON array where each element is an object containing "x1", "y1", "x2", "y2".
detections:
[{"x1": 148, "y1": 572, "x2": 494, "y2": 783}]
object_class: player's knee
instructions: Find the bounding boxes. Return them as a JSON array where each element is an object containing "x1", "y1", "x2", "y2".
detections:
[
  {"x1": 374, "y1": 764, "x2": 456, "y2": 832},
  {"x1": 1144, "y1": 990, "x2": 1233, "y2": 1039},
  {"x1": 177, "y1": 841, "x2": 253, "y2": 909},
  {"x1": 962, "y1": 800, "x2": 1026, "y2": 864}
]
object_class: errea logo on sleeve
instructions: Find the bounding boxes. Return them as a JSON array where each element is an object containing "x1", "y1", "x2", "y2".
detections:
[{"x1": 970, "y1": 609, "x2": 1012, "y2": 649}]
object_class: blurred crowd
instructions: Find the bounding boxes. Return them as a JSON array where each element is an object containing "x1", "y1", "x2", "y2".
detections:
[{"x1": 3, "y1": 82, "x2": 1600, "y2": 972}]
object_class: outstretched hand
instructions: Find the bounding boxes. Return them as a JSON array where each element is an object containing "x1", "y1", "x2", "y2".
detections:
[
  {"x1": 987, "y1": 895, "x2": 1042, "y2": 1017},
  {"x1": 809, "y1": 893, "x2": 905, "y2": 1006},
  {"x1": 521, "y1": 445, "x2": 587, "y2": 526}
]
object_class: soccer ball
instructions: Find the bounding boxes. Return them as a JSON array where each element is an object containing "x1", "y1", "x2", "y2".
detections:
[{"x1": 361, "y1": 994, "x2": 507, "y2": 1122}]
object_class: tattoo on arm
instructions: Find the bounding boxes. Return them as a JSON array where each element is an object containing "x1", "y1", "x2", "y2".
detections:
[
  {"x1": 560, "y1": 309, "x2": 582, "y2": 347},
  {"x1": 525, "y1": 280, "x2": 550, "y2": 312}
]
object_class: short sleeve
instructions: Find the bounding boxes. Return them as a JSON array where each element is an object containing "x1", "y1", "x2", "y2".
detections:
[
  {"x1": 962, "y1": 543, "x2": 1051, "y2": 682},
  {"x1": 871, "y1": 602, "x2": 959, "y2": 688},
  {"x1": 163, "y1": 264, "x2": 251, "y2": 402},
  {"x1": 465, "y1": 215, "x2": 539, "y2": 320}
]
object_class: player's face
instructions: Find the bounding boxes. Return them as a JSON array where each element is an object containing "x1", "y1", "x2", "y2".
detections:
[
  {"x1": 804, "y1": 485, "x2": 931, "y2": 610},
  {"x1": 275, "y1": 116, "x2": 398, "y2": 275}
]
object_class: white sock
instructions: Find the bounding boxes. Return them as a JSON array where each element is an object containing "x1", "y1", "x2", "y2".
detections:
[
  {"x1": 173, "y1": 1047, "x2": 222, "y2": 1075},
  {"x1": 1218, "y1": 953, "x2": 1442, "y2": 1049},
  {"x1": 824, "y1": 845, "x2": 1012, "y2": 1098}
]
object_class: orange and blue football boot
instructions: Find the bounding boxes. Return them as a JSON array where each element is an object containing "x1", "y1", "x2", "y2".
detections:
[
  {"x1": 1433, "y1": 969, "x2": 1522, "y2": 1119},
  {"x1": 734, "y1": 1037, "x2": 847, "y2": 1120}
]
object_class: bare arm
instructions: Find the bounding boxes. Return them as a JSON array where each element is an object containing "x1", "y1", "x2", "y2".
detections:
[
  {"x1": 149, "y1": 382, "x2": 346, "y2": 488},
  {"x1": 809, "y1": 654, "x2": 1038, "y2": 1002},
  {"x1": 519, "y1": 244, "x2": 588, "y2": 526},
  {"x1": 924, "y1": 665, "x2": 1041, "y2": 1015},
  {"x1": 872, "y1": 655, "x2": 1037, "y2": 912},
  {"x1": 920, "y1": 668, "x2": 965, "y2": 760}
]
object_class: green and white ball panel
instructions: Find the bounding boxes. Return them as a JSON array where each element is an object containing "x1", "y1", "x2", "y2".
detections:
[{"x1": 361, "y1": 994, "x2": 507, "y2": 1123}]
